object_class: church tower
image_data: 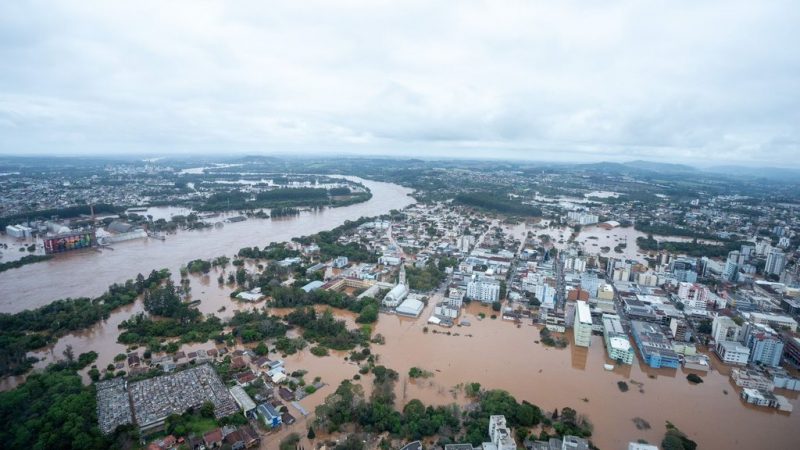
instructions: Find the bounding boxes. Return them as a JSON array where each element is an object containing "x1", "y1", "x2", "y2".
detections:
[{"x1": 398, "y1": 263, "x2": 406, "y2": 286}]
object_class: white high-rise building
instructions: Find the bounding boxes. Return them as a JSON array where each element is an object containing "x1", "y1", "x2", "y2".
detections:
[
  {"x1": 765, "y1": 249, "x2": 786, "y2": 276},
  {"x1": 488, "y1": 415, "x2": 517, "y2": 450},
  {"x1": 574, "y1": 301, "x2": 592, "y2": 347},
  {"x1": 467, "y1": 274, "x2": 501, "y2": 303},
  {"x1": 723, "y1": 251, "x2": 739, "y2": 282}
]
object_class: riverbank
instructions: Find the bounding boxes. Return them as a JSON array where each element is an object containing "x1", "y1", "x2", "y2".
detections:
[{"x1": 0, "y1": 177, "x2": 413, "y2": 314}]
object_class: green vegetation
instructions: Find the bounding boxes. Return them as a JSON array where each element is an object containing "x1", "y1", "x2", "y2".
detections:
[
  {"x1": 636, "y1": 236, "x2": 745, "y2": 258},
  {"x1": 285, "y1": 308, "x2": 367, "y2": 350},
  {"x1": 0, "y1": 254, "x2": 53, "y2": 273},
  {"x1": 316, "y1": 367, "x2": 589, "y2": 445},
  {"x1": 0, "y1": 203, "x2": 123, "y2": 229},
  {"x1": 310, "y1": 346, "x2": 330, "y2": 357},
  {"x1": 405, "y1": 261, "x2": 446, "y2": 291},
  {"x1": 455, "y1": 192, "x2": 542, "y2": 216},
  {"x1": 275, "y1": 336, "x2": 307, "y2": 355},
  {"x1": 0, "y1": 366, "x2": 110, "y2": 449},
  {"x1": 539, "y1": 327, "x2": 568, "y2": 348},
  {"x1": 408, "y1": 367, "x2": 433, "y2": 378},
  {"x1": 228, "y1": 310, "x2": 288, "y2": 343},
  {"x1": 198, "y1": 186, "x2": 370, "y2": 212},
  {"x1": 186, "y1": 258, "x2": 212, "y2": 274},
  {"x1": 0, "y1": 269, "x2": 170, "y2": 376},
  {"x1": 662, "y1": 422, "x2": 697, "y2": 450}
]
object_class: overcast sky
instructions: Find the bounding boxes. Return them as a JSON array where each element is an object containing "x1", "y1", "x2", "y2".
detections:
[{"x1": 1, "y1": 1, "x2": 798, "y2": 166}]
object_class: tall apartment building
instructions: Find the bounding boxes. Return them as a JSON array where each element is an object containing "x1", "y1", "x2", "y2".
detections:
[
  {"x1": 742, "y1": 323, "x2": 784, "y2": 367},
  {"x1": 488, "y1": 415, "x2": 517, "y2": 450},
  {"x1": 765, "y1": 249, "x2": 786, "y2": 276},
  {"x1": 723, "y1": 251, "x2": 739, "y2": 282},
  {"x1": 574, "y1": 301, "x2": 592, "y2": 347},
  {"x1": 580, "y1": 271, "x2": 599, "y2": 297},
  {"x1": 467, "y1": 274, "x2": 501, "y2": 304}
]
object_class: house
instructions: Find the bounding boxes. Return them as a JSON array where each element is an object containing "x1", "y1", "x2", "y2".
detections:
[
  {"x1": 231, "y1": 356, "x2": 246, "y2": 369},
  {"x1": 281, "y1": 411, "x2": 296, "y2": 425},
  {"x1": 234, "y1": 371, "x2": 257, "y2": 387},
  {"x1": 223, "y1": 430, "x2": 245, "y2": 450},
  {"x1": 203, "y1": 428, "x2": 223, "y2": 448},
  {"x1": 257, "y1": 403, "x2": 282, "y2": 428},
  {"x1": 238, "y1": 425, "x2": 260, "y2": 448},
  {"x1": 279, "y1": 387, "x2": 295, "y2": 401},
  {"x1": 252, "y1": 356, "x2": 270, "y2": 368}
]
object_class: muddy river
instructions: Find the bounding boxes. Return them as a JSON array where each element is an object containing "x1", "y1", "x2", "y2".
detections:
[{"x1": 0, "y1": 177, "x2": 414, "y2": 313}]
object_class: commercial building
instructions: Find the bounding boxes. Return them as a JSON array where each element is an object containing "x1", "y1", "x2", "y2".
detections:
[
  {"x1": 396, "y1": 297, "x2": 425, "y2": 317},
  {"x1": 730, "y1": 368, "x2": 774, "y2": 391},
  {"x1": 715, "y1": 340, "x2": 750, "y2": 365},
  {"x1": 677, "y1": 282, "x2": 708, "y2": 309},
  {"x1": 5, "y1": 224, "x2": 33, "y2": 239},
  {"x1": 669, "y1": 318, "x2": 690, "y2": 342},
  {"x1": 711, "y1": 315, "x2": 741, "y2": 343},
  {"x1": 630, "y1": 320, "x2": 680, "y2": 368},
  {"x1": 43, "y1": 230, "x2": 96, "y2": 254},
  {"x1": 740, "y1": 388, "x2": 793, "y2": 412},
  {"x1": 602, "y1": 314, "x2": 634, "y2": 364},
  {"x1": 229, "y1": 385, "x2": 257, "y2": 417},
  {"x1": 573, "y1": 301, "x2": 592, "y2": 348}
]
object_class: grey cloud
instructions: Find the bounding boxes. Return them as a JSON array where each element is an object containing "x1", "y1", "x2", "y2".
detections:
[{"x1": 0, "y1": 0, "x2": 798, "y2": 165}]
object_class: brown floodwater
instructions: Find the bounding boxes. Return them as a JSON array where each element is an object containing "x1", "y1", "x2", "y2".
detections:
[
  {"x1": 0, "y1": 177, "x2": 413, "y2": 314},
  {"x1": 3, "y1": 182, "x2": 797, "y2": 448},
  {"x1": 369, "y1": 302, "x2": 800, "y2": 450},
  {"x1": 5, "y1": 279, "x2": 799, "y2": 449}
]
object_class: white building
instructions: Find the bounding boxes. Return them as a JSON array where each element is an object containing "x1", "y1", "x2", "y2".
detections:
[
  {"x1": 574, "y1": 301, "x2": 592, "y2": 347},
  {"x1": 715, "y1": 341, "x2": 750, "y2": 365},
  {"x1": 396, "y1": 297, "x2": 424, "y2": 317},
  {"x1": 712, "y1": 315, "x2": 741, "y2": 343},
  {"x1": 467, "y1": 273, "x2": 501, "y2": 303},
  {"x1": 765, "y1": 249, "x2": 786, "y2": 276},
  {"x1": 5, "y1": 224, "x2": 33, "y2": 239},
  {"x1": 382, "y1": 265, "x2": 409, "y2": 307},
  {"x1": 677, "y1": 282, "x2": 709, "y2": 309},
  {"x1": 567, "y1": 211, "x2": 599, "y2": 226},
  {"x1": 487, "y1": 415, "x2": 517, "y2": 450},
  {"x1": 602, "y1": 314, "x2": 633, "y2": 364},
  {"x1": 447, "y1": 287, "x2": 465, "y2": 308}
]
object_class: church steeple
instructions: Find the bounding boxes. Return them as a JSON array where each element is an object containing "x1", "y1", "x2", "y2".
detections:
[{"x1": 398, "y1": 263, "x2": 406, "y2": 286}]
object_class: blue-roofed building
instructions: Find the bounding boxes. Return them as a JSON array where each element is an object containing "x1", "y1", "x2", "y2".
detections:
[
  {"x1": 257, "y1": 403, "x2": 282, "y2": 428},
  {"x1": 630, "y1": 320, "x2": 680, "y2": 369}
]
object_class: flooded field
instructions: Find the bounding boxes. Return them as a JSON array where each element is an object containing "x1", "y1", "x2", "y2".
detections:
[{"x1": 0, "y1": 177, "x2": 413, "y2": 313}]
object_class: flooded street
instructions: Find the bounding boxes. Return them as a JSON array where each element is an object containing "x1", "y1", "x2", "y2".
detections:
[
  {"x1": 2, "y1": 181, "x2": 797, "y2": 449},
  {"x1": 370, "y1": 302, "x2": 800, "y2": 449},
  {"x1": 4, "y1": 273, "x2": 799, "y2": 449},
  {"x1": 0, "y1": 177, "x2": 413, "y2": 313}
]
